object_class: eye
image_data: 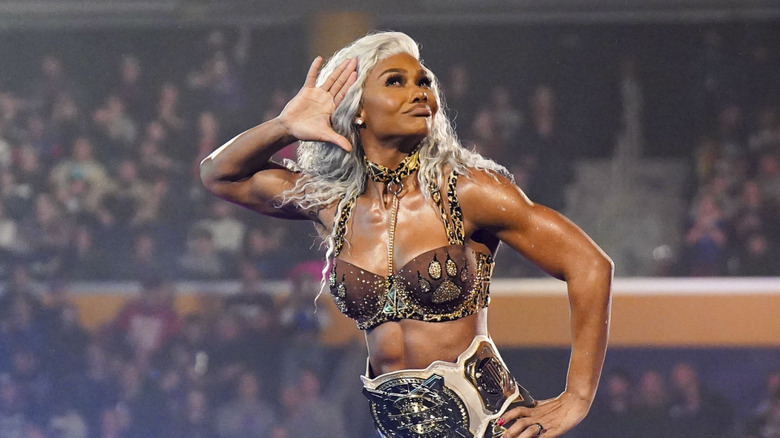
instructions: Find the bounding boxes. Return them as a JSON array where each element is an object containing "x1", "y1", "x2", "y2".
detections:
[
  {"x1": 418, "y1": 76, "x2": 432, "y2": 88},
  {"x1": 385, "y1": 74, "x2": 404, "y2": 86}
]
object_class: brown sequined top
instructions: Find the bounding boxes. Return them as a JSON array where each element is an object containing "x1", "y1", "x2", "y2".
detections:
[{"x1": 328, "y1": 171, "x2": 495, "y2": 330}]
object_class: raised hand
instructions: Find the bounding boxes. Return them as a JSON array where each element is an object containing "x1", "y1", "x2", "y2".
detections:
[{"x1": 278, "y1": 56, "x2": 358, "y2": 152}]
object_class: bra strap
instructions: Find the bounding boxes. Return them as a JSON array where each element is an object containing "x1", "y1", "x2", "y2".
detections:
[
  {"x1": 430, "y1": 171, "x2": 465, "y2": 245},
  {"x1": 332, "y1": 195, "x2": 356, "y2": 257}
]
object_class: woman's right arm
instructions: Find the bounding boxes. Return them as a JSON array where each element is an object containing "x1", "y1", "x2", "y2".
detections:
[{"x1": 200, "y1": 56, "x2": 357, "y2": 221}]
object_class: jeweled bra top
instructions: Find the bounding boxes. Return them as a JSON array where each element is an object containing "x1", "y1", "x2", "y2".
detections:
[{"x1": 328, "y1": 171, "x2": 495, "y2": 330}]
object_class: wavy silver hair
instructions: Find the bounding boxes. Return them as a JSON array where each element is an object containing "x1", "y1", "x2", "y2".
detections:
[{"x1": 279, "y1": 31, "x2": 510, "y2": 275}]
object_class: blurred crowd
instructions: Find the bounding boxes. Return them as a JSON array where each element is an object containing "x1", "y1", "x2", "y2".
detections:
[
  {"x1": 0, "y1": 262, "x2": 375, "y2": 438},
  {"x1": 578, "y1": 365, "x2": 780, "y2": 438},
  {"x1": 0, "y1": 23, "x2": 779, "y2": 438},
  {"x1": 679, "y1": 31, "x2": 780, "y2": 276}
]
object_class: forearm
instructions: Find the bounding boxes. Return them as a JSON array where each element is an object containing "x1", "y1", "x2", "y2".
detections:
[
  {"x1": 564, "y1": 257, "x2": 613, "y2": 405},
  {"x1": 200, "y1": 117, "x2": 295, "y2": 186}
]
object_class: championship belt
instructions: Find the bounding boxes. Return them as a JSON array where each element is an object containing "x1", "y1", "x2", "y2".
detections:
[{"x1": 361, "y1": 336, "x2": 534, "y2": 438}]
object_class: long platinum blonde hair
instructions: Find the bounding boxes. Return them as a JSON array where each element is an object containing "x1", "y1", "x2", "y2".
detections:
[{"x1": 279, "y1": 31, "x2": 510, "y2": 266}]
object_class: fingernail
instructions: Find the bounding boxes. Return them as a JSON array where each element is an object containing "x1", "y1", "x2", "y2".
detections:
[{"x1": 496, "y1": 418, "x2": 505, "y2": 427}]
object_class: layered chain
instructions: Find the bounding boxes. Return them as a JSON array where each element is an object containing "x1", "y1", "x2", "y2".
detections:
[{"x1": 364, "y1": 147, "x2": 421, "y2": 276}]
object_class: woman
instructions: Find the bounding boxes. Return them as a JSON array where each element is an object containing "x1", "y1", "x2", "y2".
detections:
[{"x1": 201, "y1": 31, "x2": 612, "y2": 438}]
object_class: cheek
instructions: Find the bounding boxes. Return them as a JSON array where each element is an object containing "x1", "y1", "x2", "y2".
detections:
[{"x1": 365, "y1": 96, "x2": 399, "y2": 119}]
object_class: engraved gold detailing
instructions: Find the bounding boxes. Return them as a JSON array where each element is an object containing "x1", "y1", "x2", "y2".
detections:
[
  {"x1": 445, "y1": 254, "x2": 458, "y2": 277},
  {"x1": 464, "y1": 342, "x2": 519, "y2": 413},
  {"x1": 364, "y1": 375, "x2": 470, "y2": 438},
  {"x1": 333, "y1": 196, "x2": 356, "y2": 257},
  {"x1": 428, "y1": 255, "x2": 442, "y2": 280},
  {"x1": 432, "y1": 279, "x2": 460, "y2": 303},
  {"x1": 429, "y1": 171, "x2": 465, "y2": 246}
]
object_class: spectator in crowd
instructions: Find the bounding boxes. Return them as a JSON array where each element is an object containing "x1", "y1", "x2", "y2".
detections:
[
  {"x1": 113, "y1": 54, "x2": 150, "y2": 124},
  {"x1": 14, "y1": 145, "x2": 47, "y2": 208},
  {"x1": 16, "y1": 192, "x2": 73, "y2": 278},
  {"x1": 756, "y1": 151, "x2": 780, "y2": 207},
  {"x1": 63, "y1": 225, "x2": 108, "y2": 280},
  {"x1": 742, "y1": 395, "x2": 780, "y2": 438},
  {"x1": 577, "y1": 369, "x2": 637, "y2": 438},
  {"x1": 0, "y1": 202, "x2": 23, "y2": 265},
  {"x1": 177, "y1": 225, "x2": 233, "y2": 280},
  {"x1": 92, "y1": 94, "x2": 138, "y2": 161},
  {"x1": 194, "y1": 200, "x2": 246, "y2": 258},
  {"x1": 191, "y1": 111, "x2": 221, "y2": 184},
  {"x1": 240, "y1": 223, "x2": 292, "y2": 279},
  {"x1": 49, "y1": 92, "x2": 84, "y2": 150},
  {"x1": 754, "y1": 371, "x2": 780, "y2": 418},
  {"x1": 518, "y1": 84, "x2": 574, "y2": 211},
  {"x1": 0, "y1": 374, "x2": 46, "y2": 438},
  {"x1": 748, "y1": 106, "x2": 780, "y2": 155},
  {"x1": 634, "y1": 369, "x2": 674, "y2": 438},
  {"x1": 215, "y1": 371, "x2": 276, "y2": 438},
  {"x1": 114, "y1": 362, "x2": 170, "y2": 438},
  {"x1": 186, "y1": 29, "x2": 250, "y2": 131},
  {"x1": 30, "y1": 54, "x2": 83, "y2": 114},
  {"x1": 730, "y1": 181, "x2": 779, "y2": 275},
  {"x1": 97, "y1": 158, "x2": 149, "y2": 232},
  {"x1": 173, "y1": 389, "x2": 214, "y2": 438},
  {"x1": 68, "y1": 343, "x2": 116, "y2": 436},
  {"x1": 278, "y1": 366, "x2": 346, "y2": 438},
  {"x1": 669, "y1": 361, "x2": 734, "y2": 438},
  {"x1": 441, "y1": 62, "x2": 476, "y2": 129},
  {"x1": 278, "y1": 260, "x2": 328, "y2": 381},
  {"x1": 112, "y1": 275, "x2": 181, "y2": 367},
  {"x1": 681, "y1": 193, "x2": 730, "y2": 276},
  {"x1": 110, "y1": 230, "x2": 169, "y2": 281},
  {"x1": 155, "y1": 82, "x2": 188, "y2": 160},
  {"x1": 49, "y1": 136, "x2": 111, "y2": 200}
]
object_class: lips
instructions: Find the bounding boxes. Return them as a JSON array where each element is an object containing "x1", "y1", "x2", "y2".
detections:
[{"x1": 405, "y1": 104, "x2": 432, "y2": 116}]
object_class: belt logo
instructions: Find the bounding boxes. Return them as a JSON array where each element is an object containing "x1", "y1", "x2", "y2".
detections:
[{"x1": 363, "y1": 374, "x2": 471, "y2": 437}]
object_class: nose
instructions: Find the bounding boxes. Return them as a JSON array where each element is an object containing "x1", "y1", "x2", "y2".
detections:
[{"x1": 412, "y1": 89, "x2": 428, "y2": 103}]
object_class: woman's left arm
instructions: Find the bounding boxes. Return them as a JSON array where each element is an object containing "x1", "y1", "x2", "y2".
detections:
[{"x1": 460, "y1": 171, "x2": 613, "y2": 437}]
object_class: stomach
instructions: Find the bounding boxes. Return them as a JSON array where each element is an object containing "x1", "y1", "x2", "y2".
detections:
[{"x1": 364, "y1": 309, "x2": 489, "y2": 375}]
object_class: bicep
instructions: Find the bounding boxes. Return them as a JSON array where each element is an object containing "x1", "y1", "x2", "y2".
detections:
[
  {"x1": 202, "y1": 161, "x2": 315, "y2": 221},
  {"x1": 462, "y1": 175, "x2": 609, "y2": 281}
]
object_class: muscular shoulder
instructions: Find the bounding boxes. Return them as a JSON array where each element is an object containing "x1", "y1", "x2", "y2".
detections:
[{"x1": 456, "y1": 168, "x2": 534, "y2": 232}]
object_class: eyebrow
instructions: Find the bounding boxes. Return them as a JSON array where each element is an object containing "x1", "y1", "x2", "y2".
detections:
[{"x1": 378, "y1": 68, "x2": 428, "y2": 77}]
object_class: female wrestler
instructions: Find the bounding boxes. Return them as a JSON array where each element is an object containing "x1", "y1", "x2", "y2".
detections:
[{"x1": 200, "y1": 31, "x2": 612, "y2": 438}]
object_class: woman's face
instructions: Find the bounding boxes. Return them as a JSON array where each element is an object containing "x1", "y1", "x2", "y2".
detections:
[{"x1": 358, "y1": 53, "x2": 438, "y2": 149}]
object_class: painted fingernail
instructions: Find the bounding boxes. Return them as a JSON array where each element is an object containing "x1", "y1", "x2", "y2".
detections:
[{"x1": 496, "y1": 418, "x2": 505, "y2": 427}]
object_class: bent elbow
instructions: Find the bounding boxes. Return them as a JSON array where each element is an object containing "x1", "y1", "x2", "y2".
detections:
[
  {"x1": 199, "y1": 157, "x2": 221, "y2": 194},
  {"x1": 599, "y1": 252, "x2": 615, "y2": 279}
]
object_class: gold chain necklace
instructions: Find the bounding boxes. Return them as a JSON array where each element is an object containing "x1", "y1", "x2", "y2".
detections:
[
  {"x1": 364, "y1": 148, "x2": 420, "y2": 315},
  {"x1": 364, "y1": 147, "x2": 420, "y2": 275}
]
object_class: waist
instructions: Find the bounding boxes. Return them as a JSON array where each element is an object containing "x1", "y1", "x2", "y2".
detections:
[
  {"x1": 367, "y1": 313, "x2": 486, "y2": 373},
  {"x1": 362, "y1": 335, "x2": 535, "y2": 438}
]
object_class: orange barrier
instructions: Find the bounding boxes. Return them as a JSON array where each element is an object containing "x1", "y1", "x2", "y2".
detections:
[{"x1": 68, "y1": 278, "x2": 780, "y2": 347}]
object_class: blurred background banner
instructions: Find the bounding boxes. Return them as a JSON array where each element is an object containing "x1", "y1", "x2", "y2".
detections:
[{"x1": 0, "y1": 2, "x2": 779, "y2": 438}]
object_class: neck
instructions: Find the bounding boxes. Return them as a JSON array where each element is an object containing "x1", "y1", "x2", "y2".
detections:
[
  {"x1": 361, "y1": 135, "x2": 424, "y2": 168},
  {"x1": 363, "y1": 144, "x2": 421, "y2": 202}
]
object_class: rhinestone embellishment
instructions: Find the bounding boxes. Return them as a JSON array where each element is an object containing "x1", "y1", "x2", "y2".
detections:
[
  {"x1": 445, "y1": 254, "x2": 457, "y2": 277},
  {"x1": 432, "y1": 279, "x2": 461, "y2": 303},
  {"x1": 428, "y1": 255, "x2": 442, "y2": 280}
]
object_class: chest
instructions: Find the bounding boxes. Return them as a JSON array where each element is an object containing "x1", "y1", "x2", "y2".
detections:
[{"x1": 339, "y1": 191, "x2": 452, "y2": 275}]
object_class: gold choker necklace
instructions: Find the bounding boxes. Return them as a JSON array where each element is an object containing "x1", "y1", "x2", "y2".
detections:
[{"x1": 364, "y1": 147, "x2": 421, "y2": 194}]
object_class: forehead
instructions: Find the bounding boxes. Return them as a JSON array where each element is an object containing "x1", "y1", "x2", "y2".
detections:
[{"x1": 368, "y1": 52, "x2": 424, "y2": 78}]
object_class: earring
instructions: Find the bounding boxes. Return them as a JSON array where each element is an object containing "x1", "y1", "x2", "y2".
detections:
[{"x1": 355, "y1": 118, "x2": 364, "y2": 127}]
